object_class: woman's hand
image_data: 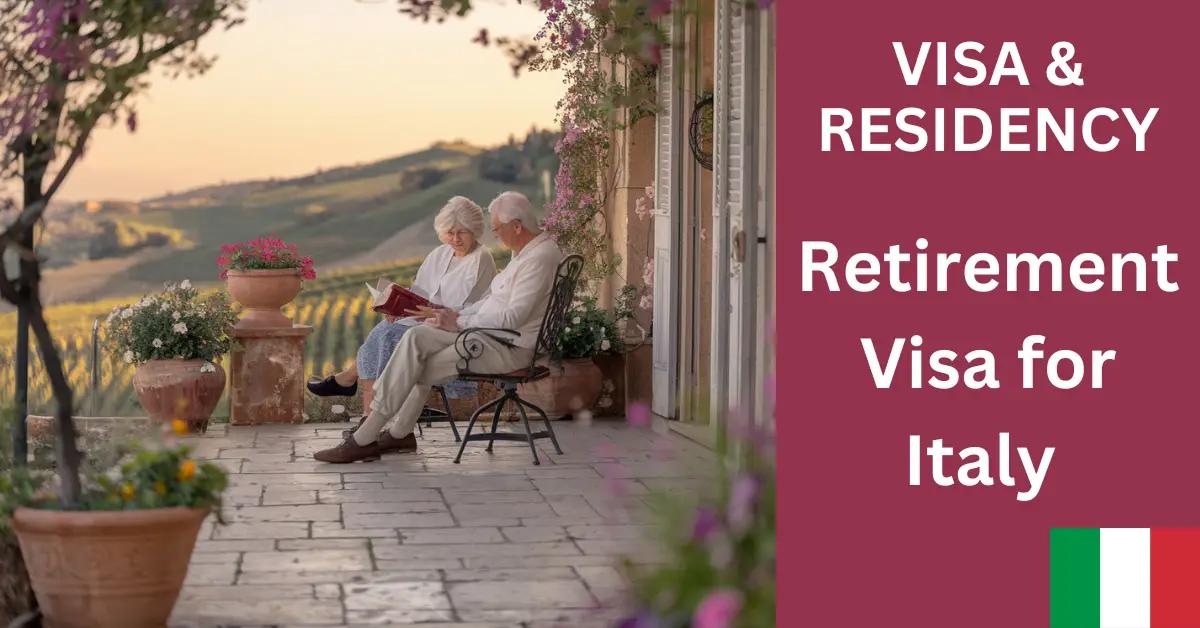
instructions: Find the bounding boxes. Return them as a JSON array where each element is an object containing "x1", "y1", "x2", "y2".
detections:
[{"x1": 404, "y1": 305, "x2": 441, "y2": 319}]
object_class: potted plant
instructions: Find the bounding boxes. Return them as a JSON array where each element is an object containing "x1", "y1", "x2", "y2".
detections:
[
  {"x1": 106, "y1": 281, "x2": 238, "y2": 433},
  {"x1": 11, "y1": 421, "x2": 227, "y2": 628},
  {"x1": 519, "y1": 297, "x2": 624, "y2": 418},
  {"x1": 217, "y1": 236, "x2": 317, "y2": 329}
]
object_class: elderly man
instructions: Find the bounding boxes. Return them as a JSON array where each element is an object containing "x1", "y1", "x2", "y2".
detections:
[{"x1": 315, "y1": 191, "x2": 563, "y2": 464}]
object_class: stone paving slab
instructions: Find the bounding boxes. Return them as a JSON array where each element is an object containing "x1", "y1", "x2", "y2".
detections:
[{"x1": 170, "y1": 419, "x2": 712, "y2": 627}]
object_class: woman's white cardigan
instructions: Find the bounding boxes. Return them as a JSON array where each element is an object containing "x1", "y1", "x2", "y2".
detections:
[{"x1": 409, "y1": 244, "x2": 496, "y2": 311}]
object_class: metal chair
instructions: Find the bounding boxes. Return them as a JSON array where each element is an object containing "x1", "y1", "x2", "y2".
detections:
[{"x1": 452, "y1": 254, "x2": 584, "y2": 465}]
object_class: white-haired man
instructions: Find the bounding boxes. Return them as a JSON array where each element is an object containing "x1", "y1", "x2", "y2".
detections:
[{"x1": 315, "y1": 191, "x2": 563, "y2": 463}]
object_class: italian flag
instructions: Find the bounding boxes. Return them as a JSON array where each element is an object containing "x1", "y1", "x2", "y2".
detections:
[{"x1": 1051, "y1": 528, "x2": 1200, "y2": 628}]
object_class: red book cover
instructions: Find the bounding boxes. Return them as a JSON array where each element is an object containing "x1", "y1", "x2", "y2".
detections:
[{"x1": 366, "y1": 279, "x2": 431, "y2": 317}]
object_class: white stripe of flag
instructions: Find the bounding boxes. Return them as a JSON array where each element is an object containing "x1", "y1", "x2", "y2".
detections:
[{"x1": 1099, "y1": 527, "x2": 1150, "y2": 628}]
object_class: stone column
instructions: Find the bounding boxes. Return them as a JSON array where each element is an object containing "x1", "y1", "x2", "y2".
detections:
[{"x1": 229, "y1": 325, "x2": 313, "y2": 425}]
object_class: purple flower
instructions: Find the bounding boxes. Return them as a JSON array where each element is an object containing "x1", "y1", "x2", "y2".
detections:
[
  {"x1": 691, "y1": 506, "x2": 720, "y2": 541},
  {"x1": 618, "y1": 612, "x2": 662, "y2": 628},
  {"x1": 693, "y1": 589, "x2": 743, "y2": 628},
  {"x1": 627, "y1": 401, "x2": 651, "y2": 427},
  {"x1": 728, "y1": 473, "x2": 760, "y2": 533},
  {"x1": 126, "y1": 111, "x2": 138, "y2": 133}
]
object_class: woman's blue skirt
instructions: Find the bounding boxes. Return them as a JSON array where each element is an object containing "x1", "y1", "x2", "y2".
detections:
[{"x1": 356, "y1": 319, "x2": 477, "y2": 398}]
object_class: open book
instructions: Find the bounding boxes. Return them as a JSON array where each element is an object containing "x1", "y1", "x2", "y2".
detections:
[{"x1": 366, "y1": 278, "x2": 433, "y2": 317}]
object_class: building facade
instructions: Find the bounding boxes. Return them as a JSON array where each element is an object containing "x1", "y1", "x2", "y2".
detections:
[{"x1": 608, "y1": 1, "x2": 776, "y2": 442}]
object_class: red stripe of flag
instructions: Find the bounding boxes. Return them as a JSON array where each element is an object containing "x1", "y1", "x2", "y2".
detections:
[{"x1": 1151, "y1": 528, "x2": 1200, "y2": 626}]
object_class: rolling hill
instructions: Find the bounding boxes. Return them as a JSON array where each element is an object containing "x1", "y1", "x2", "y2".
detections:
[{"x1": 23, "y1": 130, "x2": 559, "y2": 307}]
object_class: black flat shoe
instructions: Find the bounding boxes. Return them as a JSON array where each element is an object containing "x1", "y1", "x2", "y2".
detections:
[{"x1": 307, "y1": 375, "x2": 358, "y2": 397}]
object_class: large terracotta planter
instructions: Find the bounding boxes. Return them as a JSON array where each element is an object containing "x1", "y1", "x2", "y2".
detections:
[
  {"x1": 133, "y1": 359, "x2": 225, "y2": 432},
  {"x1": 518, "y1": 357, "x2": 604, "y2": 419},
  {"x1": 225, "y1": 268, "x2": 302, "y2": 329},
  {"x1": 12, "y1": 507, "x2": 208, "y2": 628}
]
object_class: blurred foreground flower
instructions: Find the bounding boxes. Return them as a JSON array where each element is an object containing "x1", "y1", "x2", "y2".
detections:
[
  {"x1": 694, "y1": 590, "x2": 743, "y2": 628},
  {"x1": 627, "y1": 402, "x2": 651, "y2": 428}
]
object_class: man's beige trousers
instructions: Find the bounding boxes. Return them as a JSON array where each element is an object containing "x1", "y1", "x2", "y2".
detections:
[{"x1": 351, "y1": 324, "x2": 532, "y2": 445}]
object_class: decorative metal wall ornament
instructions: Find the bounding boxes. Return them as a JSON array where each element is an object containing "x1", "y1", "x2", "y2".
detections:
[{"x1": 689, "y1": 93, "x2": 715, "y2": 170}]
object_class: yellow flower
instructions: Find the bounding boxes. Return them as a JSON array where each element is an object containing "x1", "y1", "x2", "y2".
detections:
[
  {"x1": 171, "y1": 419, "x2": 189, "y2": 436},
  {"x1": 154, "y1": 481, "x2": 167, "y2": 496},
  {"x1": 120, "y1": 483, "x2": 135, "y2": 501},
  {"x1": 177, "y1": 459, "x2": 197, "y2": 482}
]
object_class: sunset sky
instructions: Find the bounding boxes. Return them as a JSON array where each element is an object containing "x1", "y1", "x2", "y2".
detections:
[{"x1": 58, "y1": 0, "x2": 563, "y2": 201}]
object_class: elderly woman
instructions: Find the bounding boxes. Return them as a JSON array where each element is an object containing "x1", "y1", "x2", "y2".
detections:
[{"x1": 308, "y1": 196, "x2": 496, "y2": 398}]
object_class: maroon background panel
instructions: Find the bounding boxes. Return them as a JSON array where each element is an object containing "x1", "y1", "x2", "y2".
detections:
[{"x1": 776, "y1": 1, "x2": 1200, "y2": 625}]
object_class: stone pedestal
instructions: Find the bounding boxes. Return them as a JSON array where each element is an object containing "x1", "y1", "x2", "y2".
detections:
[{"x1": 230, "y1": 325, "x2": 313, "y2": 425}]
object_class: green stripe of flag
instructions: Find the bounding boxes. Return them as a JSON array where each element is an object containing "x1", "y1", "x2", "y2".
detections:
[{"x1": 1050, "y1": 528, "x2": 1100, "y2": 628}]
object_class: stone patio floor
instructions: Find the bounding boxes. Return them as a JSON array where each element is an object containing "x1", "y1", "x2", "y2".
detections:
[{"x1": 171, "y1": 418, "x2": 715, "y2": 628}]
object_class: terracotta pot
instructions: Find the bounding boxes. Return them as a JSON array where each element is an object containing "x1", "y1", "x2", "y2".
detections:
[
  {"x1": 12, "y1": 507, "x2": 208, "y2": 628},
  {"x1": 133, "y1": 359, "x2": 226, "y2": 432},
  {"x1": 225, "y1": 268, "x2": 302, "y2": 329},
  {"x1": 518, "y1": 357, "x2": 604, "y2": 419}
]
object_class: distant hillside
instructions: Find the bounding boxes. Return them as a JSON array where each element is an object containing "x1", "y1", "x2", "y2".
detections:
[{"x1": 25, "y1": 130, "x2": 558, "y2": 307}]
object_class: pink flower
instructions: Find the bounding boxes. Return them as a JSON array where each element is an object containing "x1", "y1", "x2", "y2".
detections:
[
  {"x1": 693, "y1": 590, "x2": 742, "y2": 628},
  {"x1": 216, "y1": 255, "x2": 229, "y2": 266},
  {"x1": 647, "y1": 0, "x2": 673, "y2": 19},
  {"x1": 727, "y1": 473, "x2": 761, "y2": 533},
  {"x1": 627, "y1": 401, "x2": 651, "y2": 427}
]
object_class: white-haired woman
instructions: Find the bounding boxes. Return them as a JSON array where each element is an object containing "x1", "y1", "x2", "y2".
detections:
[{"x1": 308, "y1": 196, "x2": 496, "y2": 398}]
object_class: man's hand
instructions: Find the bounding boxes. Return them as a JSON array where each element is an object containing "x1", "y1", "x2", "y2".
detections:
[{"x1": 425, "y1": 308, "x2": 460, "y2": 331}]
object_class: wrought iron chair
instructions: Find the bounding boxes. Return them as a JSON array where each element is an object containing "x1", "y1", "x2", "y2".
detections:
[{"x1": 452, "y1": 254, "x2": 584, "y2": 465}]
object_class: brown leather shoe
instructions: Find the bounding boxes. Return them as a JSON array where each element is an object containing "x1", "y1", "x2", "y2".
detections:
[
  {"x1": 314, "y1": 437, "x2": 381, "y2": 464},
  {"x1": 378, "y1": 431, "x2": 417, "y2": 454}
]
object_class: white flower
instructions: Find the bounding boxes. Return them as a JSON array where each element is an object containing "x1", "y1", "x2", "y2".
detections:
[
  {"x1": 165, "y1": 282, "x2": 176, "y2": 291},
  {"x1": 573, "y1": 316, "x2": 581, "y2": 324},
  {"x1": 172, "y1": 311, "x2": 181, "y2": 321},
  {"x1": 172, "y1": 322, "x2": 188, "y2": 334},
  {"x1": 123, "y1": 350, "x2": 134, "y2": 364},
  {"x1": 152, "y1": 338, "x2": 163, "y2": 348},
  {"x1": 200, "y1": 362, "x2": 216, "y2": 373},
  {"x1": 563, "y1": 326, "x2": 572, "y2": 334},
  {"x1": 106, "y1": 311, "x2": 116, "y2": 323},
  {"x1": 139, "y1": 297, "x2": 153, "y2": 308},
  {"x1": 160, "y1": 303, "x2": 170, "y2": 312},
  {"x1": 639, "y1": 294, "x2": 653, "y2": 310},
  {"x1": 121, "y1": 308, "x2": 134, "y2": 319},
  {"x1": 601, "y1": 339, "x2": 611, "y2": 351},
  {"x1": 180, "y1": 279, "x2": 192, "y2": 290},
  {"x1": 331, "y1": 404, "x2": 346, "y2": 415}
]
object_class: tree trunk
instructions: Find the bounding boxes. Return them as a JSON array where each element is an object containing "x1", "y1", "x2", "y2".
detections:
[{"x1": 11, "y1": 141, "x2": 83, "y2": 506}]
